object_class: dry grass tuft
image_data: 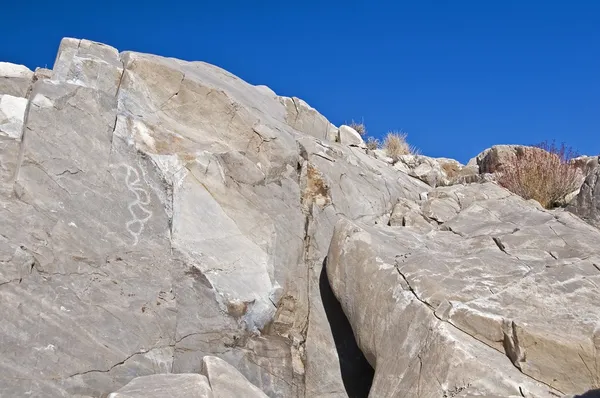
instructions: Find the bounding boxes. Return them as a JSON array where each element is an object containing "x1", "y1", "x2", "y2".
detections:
[
  {"x1": 497, "y1": 141, "x2": 581, "y2": 209},
  {"x1": 383, "y1": 131, "x2": 416, "y2": 160},
  {"x1": 349, "y1": 120, "x2": 367, "y2": 136},
  {"x1": 365, "y1": 136, "x2": 380, "y2": 150}
]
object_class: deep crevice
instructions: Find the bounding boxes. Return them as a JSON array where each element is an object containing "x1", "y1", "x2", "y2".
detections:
[{"x1": 320, "y1": 258, "x2": 374, "y2": 397}]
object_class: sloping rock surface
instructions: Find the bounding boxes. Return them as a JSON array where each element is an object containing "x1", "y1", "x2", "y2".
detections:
[
  {"x1": 327, "y1": 182, "x2": 600, "y2": 397},
  {"x1": 0, "y1": 38, "x2": 598, "y2": 398},
  {"x1": 0, "y1": 38, "x2": 428, "y2": 397}
]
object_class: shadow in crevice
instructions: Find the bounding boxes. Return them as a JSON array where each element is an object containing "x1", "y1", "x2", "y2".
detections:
[{"x1": 320, "y1": 258, "x2": 374, "y2": 398}]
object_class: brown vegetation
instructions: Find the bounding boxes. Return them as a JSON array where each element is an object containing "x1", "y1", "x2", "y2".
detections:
[
  {"x1": 383, "y1": 131, "x2": 415, "y2": 160},
  {"x1": 365, "y1": 136, "x2": 380, "y2": 150},
  {"x1": 497, "y1": 141, "x2": 581, "y2": 209},
  {"x1": 349, "y1": 120, "x2": 367, "y2": 136}
]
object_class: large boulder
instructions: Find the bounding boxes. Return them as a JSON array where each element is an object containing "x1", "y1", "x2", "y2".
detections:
[
  {"x1": 327, "y1": 182, "x2": 600, "y2": 397},
  {"x1": 337, "y1": 124, "x2": 365, "y2": 147},
  {"x1": 470, "y1": 145, "x2": 521, "y2": 174},
  {"x1": 0, "y1": 62, "x2": 33, "y2": 97},
  {"x1": 0, "y1": 37, "x2": 430, "y2": 397},
  {"x1": 0, "y1": 94, "x2": 27, "y2": 186},
  {"x1": 568, "y1": 157, "x2": 600, "y2": 229}
]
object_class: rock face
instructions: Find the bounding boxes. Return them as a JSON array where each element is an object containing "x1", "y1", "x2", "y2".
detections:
[
  {"x1": 327, "y1": 182, "x2": 600, "y2": 397},
  {"x1": 0, "y1": 62, "x2": 33, "y2": 97},
  {"x1": 0, "y1": 37, "x2": 598, "y2": 398},
  {"x1": 0, "y1": 37, "x2": 429, "y2": 397},
  {"x1": 471, "y1": 145, "x2": 521, "y2": 174},
  {"x1": 393, "y1": 154, "x2": 479, "y2": 187},
  {"x1": 568, "y1": 157, "x2": 600, "y2": 229}
]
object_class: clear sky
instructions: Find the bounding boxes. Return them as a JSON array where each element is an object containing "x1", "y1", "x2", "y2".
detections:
[{"x1": 2, "y1": 1, "x2": 598, "y2": 163}]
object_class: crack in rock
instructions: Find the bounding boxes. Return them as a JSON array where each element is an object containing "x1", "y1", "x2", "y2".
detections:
[{"x1": 393, "y1": 263, "x2": 563, "y2": 395}]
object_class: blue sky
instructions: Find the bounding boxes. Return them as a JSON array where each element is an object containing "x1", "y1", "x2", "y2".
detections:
[{"x1": 2, "y1": 1, "x2": 598, "y2": 163}]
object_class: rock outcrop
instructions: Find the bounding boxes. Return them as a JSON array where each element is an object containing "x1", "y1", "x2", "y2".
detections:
[
  {"x1": 0, "y1": 61, "x2": 33, "y2": 97},
  {"x1": 337, "y1": 125, "x2": 365, "y2": 147},
  {"x1": 327, "y1": 182, "x2": 600, "y2": 397},
  {"x1": 393, "y1": 154, "x2": 478, "y2": 187},
  {"x1": 568, "y1": 157, "x2": 600, "y2": 229},
  {"x1": 0, "y1": 38, "x2": 598, "y2": 398}
]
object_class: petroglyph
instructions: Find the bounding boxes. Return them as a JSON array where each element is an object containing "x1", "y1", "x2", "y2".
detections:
[{"x1": 119, "y1": 164, "x2": 153, "y2": 245}]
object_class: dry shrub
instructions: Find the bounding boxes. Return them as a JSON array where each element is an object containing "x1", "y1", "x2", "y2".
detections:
[
  {"x1": 365, "y1": 136, "x2": 380, "y2": 150},
  {"x1": 384, "y1": 131, "x2": 416, "y2": 160},
  {"x1": 498, "y1": 141, "x2": 581, "y2": 209},
  {"x1": 349, "y1": 120, "x2": 367, "y2": 136}
]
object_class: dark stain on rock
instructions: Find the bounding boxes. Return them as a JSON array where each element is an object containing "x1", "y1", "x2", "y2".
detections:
[{"x1": 185, "y1": 266, "x2": 212, "y2": 288}]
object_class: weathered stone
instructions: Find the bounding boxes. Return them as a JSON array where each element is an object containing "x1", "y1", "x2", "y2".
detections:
[
  {"x1": 571, "y1": 155, "x2": 599, "y2": 175},
  {"x1": 0, "y1": 94, "x2": 27, "y2": 139},
  {"x1": 0, "y1": 94, "x2": 27, "y2": 185},
  {"x1": 568, "y1": 157, "x2": 600, "y2": 229},
  {"x1": 280, "y1": 96, "x2": 338, "y2": 141},
  {"x1": 0, "y1": 37, "x2": 431, "y2": 397},
  {"x1": 472, "y1": 145, "x2": 520, "y2": 174},
  {"x1": 389, "y1": 197, "x2": 434, "y2": 233},
  {"x1": 393, "y1": 154, "x2": 471, "y2": 187},
  {"x1": 337, "y1": 125, "x2": 365, "y2": 147},
  {"x1": 0, "y1": 62, "x2": 33, "y2": 96},
  {"x1": 110, "y1": 356, "x2": 270, "y2": 398},
  {"x1": 326, "y1": 181, "x2": 600, "y2": 396},
  {"x1": 53, "y1": 38, "x2": 123, "y2": 96},
  {"x1": 33, "y1": 67, "x2": 53, "y2": 81},
  {"x1": 1, "y1": 36, "x2": 598, "y2": 398}
]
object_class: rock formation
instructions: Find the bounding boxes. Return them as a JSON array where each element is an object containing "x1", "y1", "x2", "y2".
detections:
[
  {"x1": 568, "y1": 157, "x2": 600, "y2": 229},
  {"x1": 0, "y1": 38, "x2": 598, "y2": 397}
]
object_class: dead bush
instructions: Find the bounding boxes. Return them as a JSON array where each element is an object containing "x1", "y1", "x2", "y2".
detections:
[
  {"x1": 383, "y1": 131, "x2": 416, "y2": 160},
  {"x1": 497, "y1": 141, "x2": 581, "y2": 209},
  {"x1": 349, "y1": 120, "x2": 367, "y2": 136},
  {"x1": 365, "y1": 136, "x2": 380, "y2": 150}
]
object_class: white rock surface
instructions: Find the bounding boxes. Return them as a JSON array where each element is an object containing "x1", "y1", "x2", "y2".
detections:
[
  {"x1": 108, "y1": 356, "x2": 268, "y2": 398},
  {"x1": 327, "y1": 182, "x2": 600, "y2": 397},
  {"x1": 0, "y1": 62, "x2": 33, "y2": 97},
  {"x1": 0, "y1": 37, "x2": 597, "y2": 398},
  {"x1": 108, "y1": 374, "x2": 213, "y2": 398},
  {"x1": 337, "y1": 124, "x2": 365, "y2": 146},
  {"x1": 0, "y1": 94, "x2": 27, "y2": 139},
  {"x1": 200, "y1": 356, "x2": 269, "y2": 398}
]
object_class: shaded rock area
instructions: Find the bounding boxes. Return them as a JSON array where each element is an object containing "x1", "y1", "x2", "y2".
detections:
[
  {"x1": 568, "y1": 157, "x2": 600, "y2": 229},
  {"x1": 319, "y1": 260, "x2": 374, "y2": 397},
  {"x1": 0, "y1": 38, "x2": 598, "y2": 398}
]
